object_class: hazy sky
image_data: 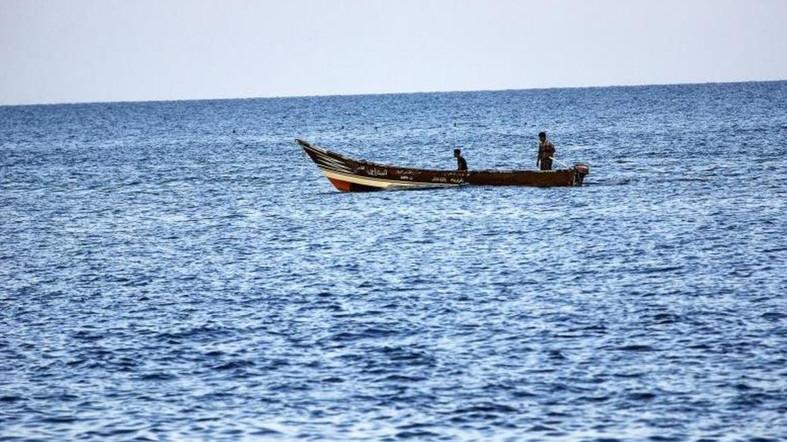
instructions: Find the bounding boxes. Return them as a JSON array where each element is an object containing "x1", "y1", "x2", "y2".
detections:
[{"x1": 1, "y1": 0, "x2": 786, "y2": 105}]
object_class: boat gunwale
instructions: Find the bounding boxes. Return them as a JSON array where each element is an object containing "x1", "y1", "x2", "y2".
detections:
[{"x1": 296, "y1": 138, "x2": 576, "y2": 175}]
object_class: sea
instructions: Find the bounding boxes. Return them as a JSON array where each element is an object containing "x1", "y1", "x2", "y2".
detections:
[{"x1": 1, "y1": 81, "x2": 786, "y2": 441}]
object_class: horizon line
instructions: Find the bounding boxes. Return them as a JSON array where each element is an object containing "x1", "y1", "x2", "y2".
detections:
[{"x1": 2, "y1": 78, "x2": 785, "y2": 108}]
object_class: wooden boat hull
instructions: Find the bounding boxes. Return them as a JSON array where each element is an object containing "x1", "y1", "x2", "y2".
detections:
[{"x1": 297, "y1": 139, "x2": 589, "y2": 192}]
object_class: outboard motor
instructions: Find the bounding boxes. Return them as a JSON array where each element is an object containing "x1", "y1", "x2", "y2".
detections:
[{"x1": 573, "y1": 163, "x2": 590, "y2": 186}]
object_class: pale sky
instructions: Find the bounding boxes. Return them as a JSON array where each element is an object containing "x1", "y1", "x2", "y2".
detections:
[{"x1": 1, "y1": 0, "x2": 786, "y2": 105}]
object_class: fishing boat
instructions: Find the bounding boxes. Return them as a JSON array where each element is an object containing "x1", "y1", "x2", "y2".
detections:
[{"x1": 297, "y1": 138, "x2": 589, "y2": 192}]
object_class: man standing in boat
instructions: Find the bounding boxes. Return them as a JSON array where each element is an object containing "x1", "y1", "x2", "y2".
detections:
[
  {"x1": 536, "y1": 131, "x2": 555, "y2": 171},
  {"x1": 454, "y1": 148, "x2": 468, "y2": 171}
]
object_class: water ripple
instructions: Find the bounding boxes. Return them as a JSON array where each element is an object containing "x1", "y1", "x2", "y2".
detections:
[{"x1": 2, "y1": 82, "x2": 787, "y2": 440}]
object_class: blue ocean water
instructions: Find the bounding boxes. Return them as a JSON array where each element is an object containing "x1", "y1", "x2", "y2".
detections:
[{"x1": 1, "y1": 81, "x2": 786, "y2": 441}]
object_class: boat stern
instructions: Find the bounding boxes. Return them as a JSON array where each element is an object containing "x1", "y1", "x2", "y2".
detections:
[{"x1": 573, "y1": 163, "x2": 590, "y2": 186}]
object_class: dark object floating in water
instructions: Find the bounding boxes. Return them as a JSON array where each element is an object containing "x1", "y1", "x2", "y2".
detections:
[{"x1": 297, "y1": 139, "x2": 590, "y2": 192}]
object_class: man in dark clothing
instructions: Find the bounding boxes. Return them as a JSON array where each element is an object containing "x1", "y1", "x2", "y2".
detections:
[
  {"x1": 536, "y1": 131, "x2": 555, "y2": 171},
  {"x1": 454, "y1": 148, "x2": 468, "y2": 171}
]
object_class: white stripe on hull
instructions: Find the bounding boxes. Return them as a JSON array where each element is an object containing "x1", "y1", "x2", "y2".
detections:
[
  {"x1": 314, "y1": 156, "x2": 354, "y2": 173},
  {"x1": 321, "y1": 169, "x2": 462, "y2": 189}
]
